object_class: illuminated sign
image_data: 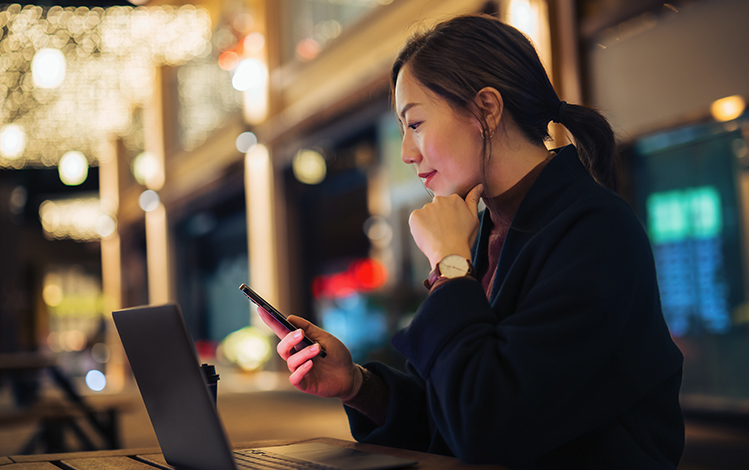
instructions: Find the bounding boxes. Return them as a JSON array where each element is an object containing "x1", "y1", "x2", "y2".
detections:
[{"x1": 647, "y1": 185, "x2": 730, "y2": 335}]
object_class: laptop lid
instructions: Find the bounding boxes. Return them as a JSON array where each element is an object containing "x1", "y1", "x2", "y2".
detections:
[
  {"x1": 113, "y1": 303, "x2": 237, "y2": 470},
  {"x1": 114, "y1": 303, "x2": 417, "y2": 470}
]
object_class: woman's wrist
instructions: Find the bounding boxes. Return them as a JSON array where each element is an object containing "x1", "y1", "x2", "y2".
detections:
[
  {"x1": 340, "y1": 364, "x2": 365, "y2": 403},
  {"x1": 341, "y1": 364, "x2": 389, "y2": 427}
]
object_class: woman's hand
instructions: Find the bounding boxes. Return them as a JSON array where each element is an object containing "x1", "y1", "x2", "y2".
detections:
[
  {"x1": 258, "y1": 308, "x2": 362, "y2": 401},
  {"x1": 409, "y1": 183, "x2": 483, "y2": 267}
]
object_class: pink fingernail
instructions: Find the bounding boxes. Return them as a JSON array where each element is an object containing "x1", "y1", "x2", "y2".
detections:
[{"x1": 293, "y1": 330, "x2": 303, "y2": 339}]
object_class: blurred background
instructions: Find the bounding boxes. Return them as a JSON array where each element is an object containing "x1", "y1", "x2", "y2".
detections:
[{"x1": 0, "y1": 0, "x2": 747, "y2": 468}]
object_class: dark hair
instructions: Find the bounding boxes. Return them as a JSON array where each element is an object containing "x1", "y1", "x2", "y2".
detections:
[{"x1": 391, "y1": 14, "x2": 618, "y2": 191}]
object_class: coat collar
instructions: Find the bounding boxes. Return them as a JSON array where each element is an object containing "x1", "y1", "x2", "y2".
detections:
[{"x1": 472, "y1": 145, "x2": 597, "y2": 300}]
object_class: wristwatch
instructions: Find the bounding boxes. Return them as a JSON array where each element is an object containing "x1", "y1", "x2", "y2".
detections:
[{"x1": 424, "y1": 255, "x2": 474, "y2": 290}]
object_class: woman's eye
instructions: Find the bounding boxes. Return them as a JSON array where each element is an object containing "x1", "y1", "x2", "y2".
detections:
[{"x1": 407, "y1": 121, "x2": 421, "y2": 130}]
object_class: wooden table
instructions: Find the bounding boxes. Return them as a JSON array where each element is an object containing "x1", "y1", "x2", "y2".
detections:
[{"x1": 0, "y1": 437, "x2": 506, "y2": 469}]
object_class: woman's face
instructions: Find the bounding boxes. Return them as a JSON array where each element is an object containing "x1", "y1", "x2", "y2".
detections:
[{"x1": 395, "y1": 65, "x2": 484, "y2": 198}]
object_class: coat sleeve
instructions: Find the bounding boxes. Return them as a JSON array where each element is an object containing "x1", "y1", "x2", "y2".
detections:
[
  {"x1": 344, "y1": 361, "x2": 447, "y2": 454},
  {"x1": 390, "y1": 199, "x2": 682, "y2": 466}
]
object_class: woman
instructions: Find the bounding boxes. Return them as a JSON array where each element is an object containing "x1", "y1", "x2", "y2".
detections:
[{"x1": 259, "y1": 14, "x2": 684, "y2": 469}]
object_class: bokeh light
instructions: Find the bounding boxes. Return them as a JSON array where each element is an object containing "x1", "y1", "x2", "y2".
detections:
[
  {"x1": 43, "y1": 274, "x2": 64, "y2": 307},
  {"x1": 138, "y1": 189, "x2": 160, "y2": 212},
  {"x1": 59, "y1": 151, "x2": 89, "y2": 186},
  {"x1": 711, "y1": 95, "x2": 746, "y2": 122},
  {"x1": 0, "y1": 4, "x2": 213, "y2": 169},
  {"x1": 218, "y1": 50, "x2": 240, "y2": 71},
  {"x1": 85, "y1": 369, "x2": 107, "y2": 392},
  {"x1": 296, "y1": 38, "x2": 321, "y2": 62},
  {"x1": 92, "y1": 343, "x2": 111, "y2": 363},
  {"x1": 132, "y1": 151, "x2": 159, "y2": 186},
  {"x1": 231, "y1": 58, "x2": 266, "y2": 91},
  {"x1": 65, "y1": 330, "x2": 86, "y2": 351},
  {"x1": 0, "y1": 124, "x2": 27, "y2": 159},
  {"x1": 219, "y1": 326, "x2": 271, "y2": 371},
  {"x1": 235, "y1": 131, "x2": 258, "y2": 153},
  {"x1": 242, "y1": 32, "x2": 265, "y2": 54},
  {"x1": 39, "y1": 197, "x2": 111, "y2": 241},
  {"x1": 31, "y1": 48, "x2": 67, "y2": 89},
  {"x1": 293, "y1": 149, "x2": 326, "y2": 185},
  {"x1": 96, "y1": 214, "x2": 117, "y2": 238}
]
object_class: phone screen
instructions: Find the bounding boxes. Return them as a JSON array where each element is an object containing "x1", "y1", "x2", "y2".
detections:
[{"x1": 239, "y1": 284, "x2": 326, "y2": 358}]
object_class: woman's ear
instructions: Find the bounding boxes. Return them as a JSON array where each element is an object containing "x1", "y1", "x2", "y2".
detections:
[{"x1": 474, "y1": 87, "x2": 504, "y2": 133}]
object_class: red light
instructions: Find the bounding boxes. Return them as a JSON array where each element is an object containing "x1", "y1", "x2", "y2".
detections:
[
  {"x1": 352, "y1": 259, "x2": 386, "y2": 289},
  {"x1": 311, "y1": 258, "x2": 388, "y2": 299}
]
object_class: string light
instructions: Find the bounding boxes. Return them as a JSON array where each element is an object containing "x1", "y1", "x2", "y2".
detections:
[
  {"x1": 39, "y1": 196, "x2": 115, "y2": 241},
  {"x1": 0, "y1": 124, "x2": 27, "y2": 159},
  {"x1": 58, "y1": 150, "x2": 89, "y2": 185},
  {"x1": 0, "y1": 4, "x2": 213, "y2": 169},
  {"x1": 31, "y1": 48, "x2": 66, "y2": 89}
]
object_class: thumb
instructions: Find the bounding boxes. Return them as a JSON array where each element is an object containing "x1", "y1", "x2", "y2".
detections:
[{"x1": 465, "y1": 184, "x2": 484, "y2": 215}]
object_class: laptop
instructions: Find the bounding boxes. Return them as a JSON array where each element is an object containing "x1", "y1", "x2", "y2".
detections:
[{"x1": 112, "y1": 303, "x2": 416, "y2": 470}]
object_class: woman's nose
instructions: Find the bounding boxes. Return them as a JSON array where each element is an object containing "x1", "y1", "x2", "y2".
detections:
[{"x1": 401, "y1": 137, "x2": 421, "y2": 164}]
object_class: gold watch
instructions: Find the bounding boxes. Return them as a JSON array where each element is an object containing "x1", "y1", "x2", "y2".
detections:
[{"x1": 424, "y1": 255, "x2": 474, "y2": 290}]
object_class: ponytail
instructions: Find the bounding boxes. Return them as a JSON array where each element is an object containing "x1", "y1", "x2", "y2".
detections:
[{"x1": 554, "y1": 102, "x2": 618, "y2": 192}]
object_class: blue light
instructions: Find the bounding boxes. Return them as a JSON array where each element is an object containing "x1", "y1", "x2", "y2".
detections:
[{"x1": 85, "y1": 369, "x2": 107, "y2": 392}]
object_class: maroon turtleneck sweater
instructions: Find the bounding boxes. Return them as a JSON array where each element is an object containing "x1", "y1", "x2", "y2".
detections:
[{"x1": 479, "y1": 153, "x2": 554, "y2": 299}]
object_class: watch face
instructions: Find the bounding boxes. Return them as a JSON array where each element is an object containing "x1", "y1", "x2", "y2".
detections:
[{"x1": 439, "y1": 255, "x2": 470, "y2": 278}]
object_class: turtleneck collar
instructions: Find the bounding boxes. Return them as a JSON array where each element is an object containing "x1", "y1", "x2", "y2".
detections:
[{"x1": 481, "y1": 151, "x2": 556, "y2": 228}]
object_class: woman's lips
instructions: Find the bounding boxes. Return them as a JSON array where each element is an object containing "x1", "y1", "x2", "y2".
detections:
[{"x1": 418, "y1": 170, "x2": 437, "y2": 186}]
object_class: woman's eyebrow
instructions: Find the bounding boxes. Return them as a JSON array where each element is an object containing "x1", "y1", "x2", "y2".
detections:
[{"x1": 398, "y1": 102, "x2": 420, "y2": 121}]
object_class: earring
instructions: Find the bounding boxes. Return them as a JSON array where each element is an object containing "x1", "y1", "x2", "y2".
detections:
[{"x1": 481, "y1": 129, "x2": 495, "y2": 140}]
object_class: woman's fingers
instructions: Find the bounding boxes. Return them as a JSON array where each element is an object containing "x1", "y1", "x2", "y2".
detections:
[
  {"x1": 286, "y1": 343, "x2": 321, "y2": 372},
  {"x1": 289, "y1": 360, "x2": 313, "y2": 386},
  {"x1": 277, "y1": 329, "x2": 304, "y2": 360},
  {"x1": 277, "y1": 328, "x2": 322, "y2": 370}
]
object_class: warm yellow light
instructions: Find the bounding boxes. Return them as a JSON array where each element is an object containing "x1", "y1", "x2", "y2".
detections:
[
  {"x1": 220, "y1": 326, "x2": 271, "y2": 371},
  {"x1": 32, "y1": 48, "x2": 66, "y2": 89},
  {"x1": 39, "y1": 197, "x2": 108, "y2": 241},
  {"x1": 43, "y1": 284, "x2": 64, "y2": 307},
  {"x1": 59, "y1": 151, "x2": 89, "y2": 186},
  {"x1": 509, "y1": 0, "x2": 536, "y2": 38},
  {"x1": 132, "y1": 151, "x2": 159, "y2": 186},
  {"x1": 245, "y1": 144, "x2": 279, "y2": 313},
  {"x1": 96, "y1": 214, "x2": 117, "y2": 238},
  {"x1": 0, "y1": 4, "x2": 213, "y2": 170},
  {"x1": 293, "y1": 149, "x2": 327, "y2": 185},
  {"x1": 64, "y1": 330, "x2": 86, "y2": 352},
  {"x1": 711, "y1": 95, "x2": 746, "y2": 122},
  {"x1": 145, "y1": 201, "x2": 170, "y2": 305},
  {"x1": 0, "y1": 124, "x2": 27, "y2": 159}
]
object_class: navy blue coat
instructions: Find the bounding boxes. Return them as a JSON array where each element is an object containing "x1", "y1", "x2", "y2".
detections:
[{"x1": 345, "y1": 145, "x2": 684, "y2": 469}]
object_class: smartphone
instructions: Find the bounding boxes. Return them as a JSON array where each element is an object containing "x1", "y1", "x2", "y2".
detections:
[{"x1": 239, "y1": 284, "x2": 326, "y2": 358}]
